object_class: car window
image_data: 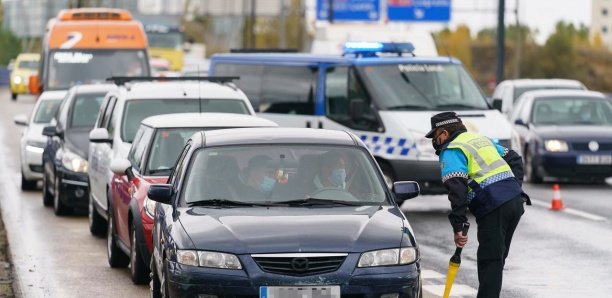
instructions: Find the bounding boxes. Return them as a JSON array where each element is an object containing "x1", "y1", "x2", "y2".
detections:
[
  {"x1": 128, "y1": 126, "x2": 145, "y2": 169},
  {"x1": 180, "y1": 145, "x2": 389, "y2": 205},
  {"x1": 259, "y1": 65, "x2": 317, "y2": 115},
  {"x1": 531, "y1": 97, "x2": 612, "y2": 126},
  {"x1": 214, "y1": 64, "x2": 263, "y2": 109},
  {"x1": 146, "y1": 128, "x2": 201, "y2": 176},
  {"x1": 169, "y1": 142, "x2": 192, "y2": 187},
  {"x1": 33, "y1": 100, "x2": 62, "y2": 123},
  {"x1": 69, "y1": 93, "x2": 106, "y2": 128},
  {"x1": 100, "y1": 96, "x2": 117, "y2": 129},
  {"x1": 325, "y1": 66, "x2": 378, "y2": 131},
  {"x1": 130, "y1": 127, "x2": 154, "y2": 171}
]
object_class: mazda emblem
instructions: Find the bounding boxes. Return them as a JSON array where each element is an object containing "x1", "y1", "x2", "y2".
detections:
[{"x1": 291, "y1": 257, "x2": 309, "y2": 272}]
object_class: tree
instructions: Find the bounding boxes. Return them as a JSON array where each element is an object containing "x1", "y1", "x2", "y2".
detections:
[
  {"x1": 0, "y1": 26, "x2": 22, "y2": 66},
  {"x1": 435, "y1": 25, "x2": 474, "y2": 73}
]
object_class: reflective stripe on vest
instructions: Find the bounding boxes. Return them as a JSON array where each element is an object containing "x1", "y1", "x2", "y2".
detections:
[{"x1": 447, "y1": 132, "x2": 513, "y2": 186}]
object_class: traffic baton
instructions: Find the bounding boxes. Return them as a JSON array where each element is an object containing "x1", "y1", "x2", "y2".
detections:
[{"x1": 443, "y1": 222, "x2": 470, "y2": 298}]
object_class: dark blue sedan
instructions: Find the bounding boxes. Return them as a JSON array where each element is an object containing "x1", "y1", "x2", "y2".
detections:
[
  {"x1": 511, "y1": 90, "x2": 612, "y2": 183},
  {"x1": 147, "y1": 128, "x2": 422, "y2": 298}
]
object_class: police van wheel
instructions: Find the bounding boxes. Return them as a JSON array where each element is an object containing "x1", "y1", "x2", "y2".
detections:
[{"x1": 525, "y1": 152, "x2": 542, "y2": 184}]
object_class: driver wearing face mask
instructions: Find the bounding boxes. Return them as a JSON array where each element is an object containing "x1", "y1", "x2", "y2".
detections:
[
  {"x1": 238, "y1": 155, "x2": 276, "y2": 198},
  {"x1": 314, "y1": 151, "x2": 348, "y2": 190}
]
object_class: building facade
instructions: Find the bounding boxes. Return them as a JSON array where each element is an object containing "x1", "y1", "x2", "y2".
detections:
[{"x1": 591, "y1": 0, "x2": 612, "y2": 49}]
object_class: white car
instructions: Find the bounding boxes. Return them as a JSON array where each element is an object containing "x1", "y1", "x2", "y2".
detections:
[
  {"x1": 87, "y1": 78, "x2": 256, "y2": 236},
  {"x1": 492, "y1": 79, "x2": 587, "y2": 116},
  {"x1": 14, "y1": 90, "x2": 67, "y2": 190}
]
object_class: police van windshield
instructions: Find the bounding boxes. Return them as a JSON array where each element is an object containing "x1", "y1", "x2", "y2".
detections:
[{"x1": 359, "y1": 64, "x2": 488, "y2": 111}]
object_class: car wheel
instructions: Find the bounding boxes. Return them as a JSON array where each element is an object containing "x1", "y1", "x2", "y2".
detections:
[
  {"x1": 379, "y1": 163, "x2": 395, "y2": 189},
  {"x1": 524, "y1": 151, "x2": 543, "y2": 184},
  {"x1": 11, "y1": 93, "x2": 17, "y2": 101},
  {"x1": 150, "y1": 258, "x2": 162, "y2": 298},
  {"x1": 88, "y1": 189, "x2": 107, "y2": 237},
  {"x1": 107, "y1": 203, "x2": 129, "y2": 268},
  {"x1": 21, "y1": 171, "x2": 37, "y2": 191},
  {"x1": 53, "y1": 175, "x2": 71, "y2": 215},
  {"x1": 130, "y1": 220, "x2": 150, "y2": 284},
  {"x1": 42, "y1": 168, "x2": 53, "y2": 206}
]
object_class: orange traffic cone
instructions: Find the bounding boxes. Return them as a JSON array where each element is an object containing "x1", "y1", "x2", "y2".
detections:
[{"x1": 550, "y1": 184, "x2": 564, "y2": 211}]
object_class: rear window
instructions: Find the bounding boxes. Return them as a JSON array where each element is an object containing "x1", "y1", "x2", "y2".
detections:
[
  {"x1": 514, "y1": 85, "x2": 583, "y2": 103},
  {"x1": 70, "y1": 93, "x2": 106, "y2": 128},
  {"x1": 121, "y1": 98, "x2": 250, "y2": 142},
  {"x1": 33, "y1": 100, "x2": 62, "y2": 123}
]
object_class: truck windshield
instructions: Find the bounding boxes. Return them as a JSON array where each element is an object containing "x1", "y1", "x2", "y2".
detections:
[
  {"x1": 359, "y1": 64, "x2": 488, "y2": 111},
  {"x1": 46, "y1": 50, "x2": 149, "y2": 90},
  {"x1": 147, "y1": 32, "x2": 183, "y2": 50}
]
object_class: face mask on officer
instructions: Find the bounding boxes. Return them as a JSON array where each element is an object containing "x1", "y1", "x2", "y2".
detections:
[{"x1": 431, "y1": 129, "x2": 448, "y2": 155}]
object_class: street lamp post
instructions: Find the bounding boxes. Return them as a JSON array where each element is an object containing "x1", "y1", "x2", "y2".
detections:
[{"x1": 496, "y1": 0, "x2": 505, "y2": 84}]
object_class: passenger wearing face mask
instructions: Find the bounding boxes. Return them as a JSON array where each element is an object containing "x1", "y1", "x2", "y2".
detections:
[
  {"x1": 238, "y1": 155, "x2": 276, "y2": 199},
  {"x1": 313, "y1": 151, "x2": 348, "y2": 190}
]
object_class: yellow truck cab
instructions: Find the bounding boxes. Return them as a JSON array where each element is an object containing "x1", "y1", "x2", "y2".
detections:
[{"x1": 10, "y1": 53, "x2": 40, "y2": 100}]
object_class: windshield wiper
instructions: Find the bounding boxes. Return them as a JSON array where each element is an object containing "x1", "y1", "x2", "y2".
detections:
[
  {"x1": 386, "y1": 104, "x2": 431, "y2": 111},
  {"x1": 274, "y1": 197, "x2": 362, "y2": 206},
  {"x1": 434, "y1": 103, "x2": 485, "y2": 110},
  {"x1": 187, "y1": 199, "x2": 268, "y2": 207}
]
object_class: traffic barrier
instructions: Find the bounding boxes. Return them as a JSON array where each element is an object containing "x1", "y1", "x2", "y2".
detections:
[{"x1": 550, "y1": 184, "x2": 564, "y2": 211}]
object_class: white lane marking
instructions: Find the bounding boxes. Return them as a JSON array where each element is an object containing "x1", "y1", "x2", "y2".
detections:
[
  {"x1": 423, "y1": 284, "x2": 478, "y2": 297},
  {"x1": 530, "y1": 199, "x2": 608, "y2": 222},
  {"x1": 421, "y1": 269, "x2": 446, "y2": 279}
]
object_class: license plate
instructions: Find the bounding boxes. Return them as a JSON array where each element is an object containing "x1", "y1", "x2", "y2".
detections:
[
  {"x1": 260, "y1": 286, "x2": 340, "y2": 298},
  {"x1": 577, "y1": 155, "x2": 612, "y2": 165}
]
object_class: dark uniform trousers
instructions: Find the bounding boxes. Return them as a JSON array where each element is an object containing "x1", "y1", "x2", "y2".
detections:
[{"x1": 476, "y1": 194, "x2": 525, "y2": 298}]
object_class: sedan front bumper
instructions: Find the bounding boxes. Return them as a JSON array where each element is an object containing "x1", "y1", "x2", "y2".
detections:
[{"x1": 537, "y1": 152, "x2": 612, "y2": 179}]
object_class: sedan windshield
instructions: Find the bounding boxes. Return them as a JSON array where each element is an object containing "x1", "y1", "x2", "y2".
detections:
[
  {"x1": 532, "y1": 97, "x2": 612, "y2": 126},
  {"x1": 121, "y1": 99, "x2": 250, "y2": 142},
  {"x1": 47, "y1": 50, "x2": 149, "y2": 90},
  {"x1": 359, "y1": 64, "x2": 488, "y2": 110},
  {"x1": 181, "y1": 145, "x2": 389, "y2": 206}
]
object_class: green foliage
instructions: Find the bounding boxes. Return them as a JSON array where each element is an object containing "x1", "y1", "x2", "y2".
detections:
[{"x1": 0, "y1": 26, "x2": 22, "y2": 66}]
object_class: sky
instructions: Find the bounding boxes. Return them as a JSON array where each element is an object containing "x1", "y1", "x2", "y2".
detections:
[{"x1": 446, "y1": 0, "x2": 592, "y2": 43}]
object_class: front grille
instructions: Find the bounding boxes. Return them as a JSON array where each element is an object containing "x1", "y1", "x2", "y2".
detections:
[
  {"x1": 29, "y1": 165, "x2": 43, "y2": 173},
  {"x1": 253, "y1": 255, "x2": 346, "y2": 276},
  {"x1": 572, "y1": 142, "x2": 612, "y2": 151}
]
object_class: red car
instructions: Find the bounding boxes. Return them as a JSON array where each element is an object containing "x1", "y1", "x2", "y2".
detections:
[{"x1": 108, "y1": 113, "x2": 278, "y2": 284}]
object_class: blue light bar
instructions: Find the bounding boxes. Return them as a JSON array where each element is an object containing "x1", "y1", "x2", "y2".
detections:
[{"x1": 343, "y1": 42, "x2": 415, "y2": 56}]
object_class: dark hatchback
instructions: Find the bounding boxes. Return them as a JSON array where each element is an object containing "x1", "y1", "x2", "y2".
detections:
[
  {"x1": 42, "y1": 84, "x2": 116, "y2": 215},
  {"x1": 511, "y1": 90, "x2": 612, "y2": 183},
  {"x1": 148, "y1": 128, "x2": 422, "y2": 298}
]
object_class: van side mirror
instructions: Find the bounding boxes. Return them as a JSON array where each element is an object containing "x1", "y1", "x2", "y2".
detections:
[
  {"x1": 13, "y1": 114, "x2": 28, "y2": 126},
  {"x1": 28, "y1": 74, "x2": 41, "y2": 95},
  {"x1": 350, "y1": 99, "x2": 366, "y2": 122},
  {"x1": 492, "y1": 98, "x2": 503, "y2": 112},
  {"x1": 148, "y1": 184, "x2": 173, "y2": 204},
  {"x1": 393, "y1": 181, "x2": 420, "y2": 204},
  {"x1": 110, "y1": 158, "x2": 134, "y2": 180},
  {"x1": 42, "y1": 125, "x2": 62, "y2": 138},
  {"x1": 89, "y1": 128, "x2": 113, "y2": 144}
]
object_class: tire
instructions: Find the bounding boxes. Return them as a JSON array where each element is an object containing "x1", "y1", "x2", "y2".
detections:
[
  {"x1": 130, "y1": 220, "x2": 150, "y2": 284},
  {"x1": 107, "y1": 202, "x2": 129, "y2": 268},
  {"x1": 150, "y1": 258, "x2": 162, "y2": 298},
  {"x1": 11, "y1": 93, "x2": 17, "y2": 101},
  {"x1": 53, "y1": 175, "x2": 72, "y2": 215},
  {"x1": 21, "y1": 171, "x2": 37, "y2": 191},
  {"x1": 88, "y1": 189, "x2": 107, "y2": 237},
  {"x1": 379, "y1": 162, "x2": 395, "y2": 189},
  {"x1": 524, "y1": 151, "x2": 543, "y2": 184},
  {"x1": 42, "y1": 168, "x2": 53, "y2": 206}
]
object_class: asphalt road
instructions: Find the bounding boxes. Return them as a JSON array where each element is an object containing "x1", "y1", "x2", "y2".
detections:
[{"x1": 1, "y1": 88, "x2": 611, "y2": 297}]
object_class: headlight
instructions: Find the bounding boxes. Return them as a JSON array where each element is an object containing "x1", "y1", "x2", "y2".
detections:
[
  {"x1": 176, "y1": 250, "x2": 242, "y2": 269},
  {"x1": 143, "y1": 197, "x2": 156, "y2": 218},
  {"x1": 357, "y1": 247, "x2": 417, "y2": 267},
  {"x1": 544, "y1": 140, "x2": 568, "y2": 152},
  {"x1": 61, "y1": 151, "x2": 88, "y2": 173},
  {"x1": 12, "y1": 76, "x2": 23, "y2": 84}
]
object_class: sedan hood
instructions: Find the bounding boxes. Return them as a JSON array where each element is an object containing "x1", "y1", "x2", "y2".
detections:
[
  {"x1": 177, "y1": 206, "x2": 406, "y2": 254},
  {"x1": 533, "y1": 125, "x2": 612, "y2": 139},
  {"x1": 65, "y1": 128, "x2": 92, "y2": 158}
]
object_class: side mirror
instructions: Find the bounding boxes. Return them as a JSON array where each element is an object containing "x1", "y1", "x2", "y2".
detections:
[
  {"x1": 349, "y1": 98, "x2": 366, "y2": 122},
  {"x1": 13, "y1": 114, "x2": 28, "y2": 126},
  {"x1": 42, "y1": 125, "x2": 61, "y2": 137},
  {"x1": 514, "y1": 119, "x2": 528, "y2": 127},
  {"x1": 492, "y1": 98, "x2": 503, "y2": 112},
  {"x1": 110, "y1": 158, "x2": 134, "y2": 180},
  {"x1": 148, "y1": 184, "x2": 173, "y2": 204},
  {"x1": 393, "y1": 181, "x2": 420, "y2": 204},
  {"x1": 28, "y1": 74, "x2": 41, "y2": 95},
  {"x1": 89, "y1": 128, "x2": 112, "y2": 144}
]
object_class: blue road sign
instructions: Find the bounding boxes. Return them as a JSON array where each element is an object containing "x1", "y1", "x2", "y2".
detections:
[
  {"x1": 387, "y1": 0, "x2": 451, "y2": 22},
  {"x1": 317, "y1": 0, "x2": 380, "y2": 21}
]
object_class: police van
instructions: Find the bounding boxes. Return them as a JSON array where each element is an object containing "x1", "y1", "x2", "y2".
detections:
[{"x1": 210, "y1": 42, "x2": 518, "y2": 194}]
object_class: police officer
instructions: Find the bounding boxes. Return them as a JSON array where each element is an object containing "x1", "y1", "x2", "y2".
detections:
[{"x1": 425, "y1": 112, "x2": 530, "y2": 298}]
